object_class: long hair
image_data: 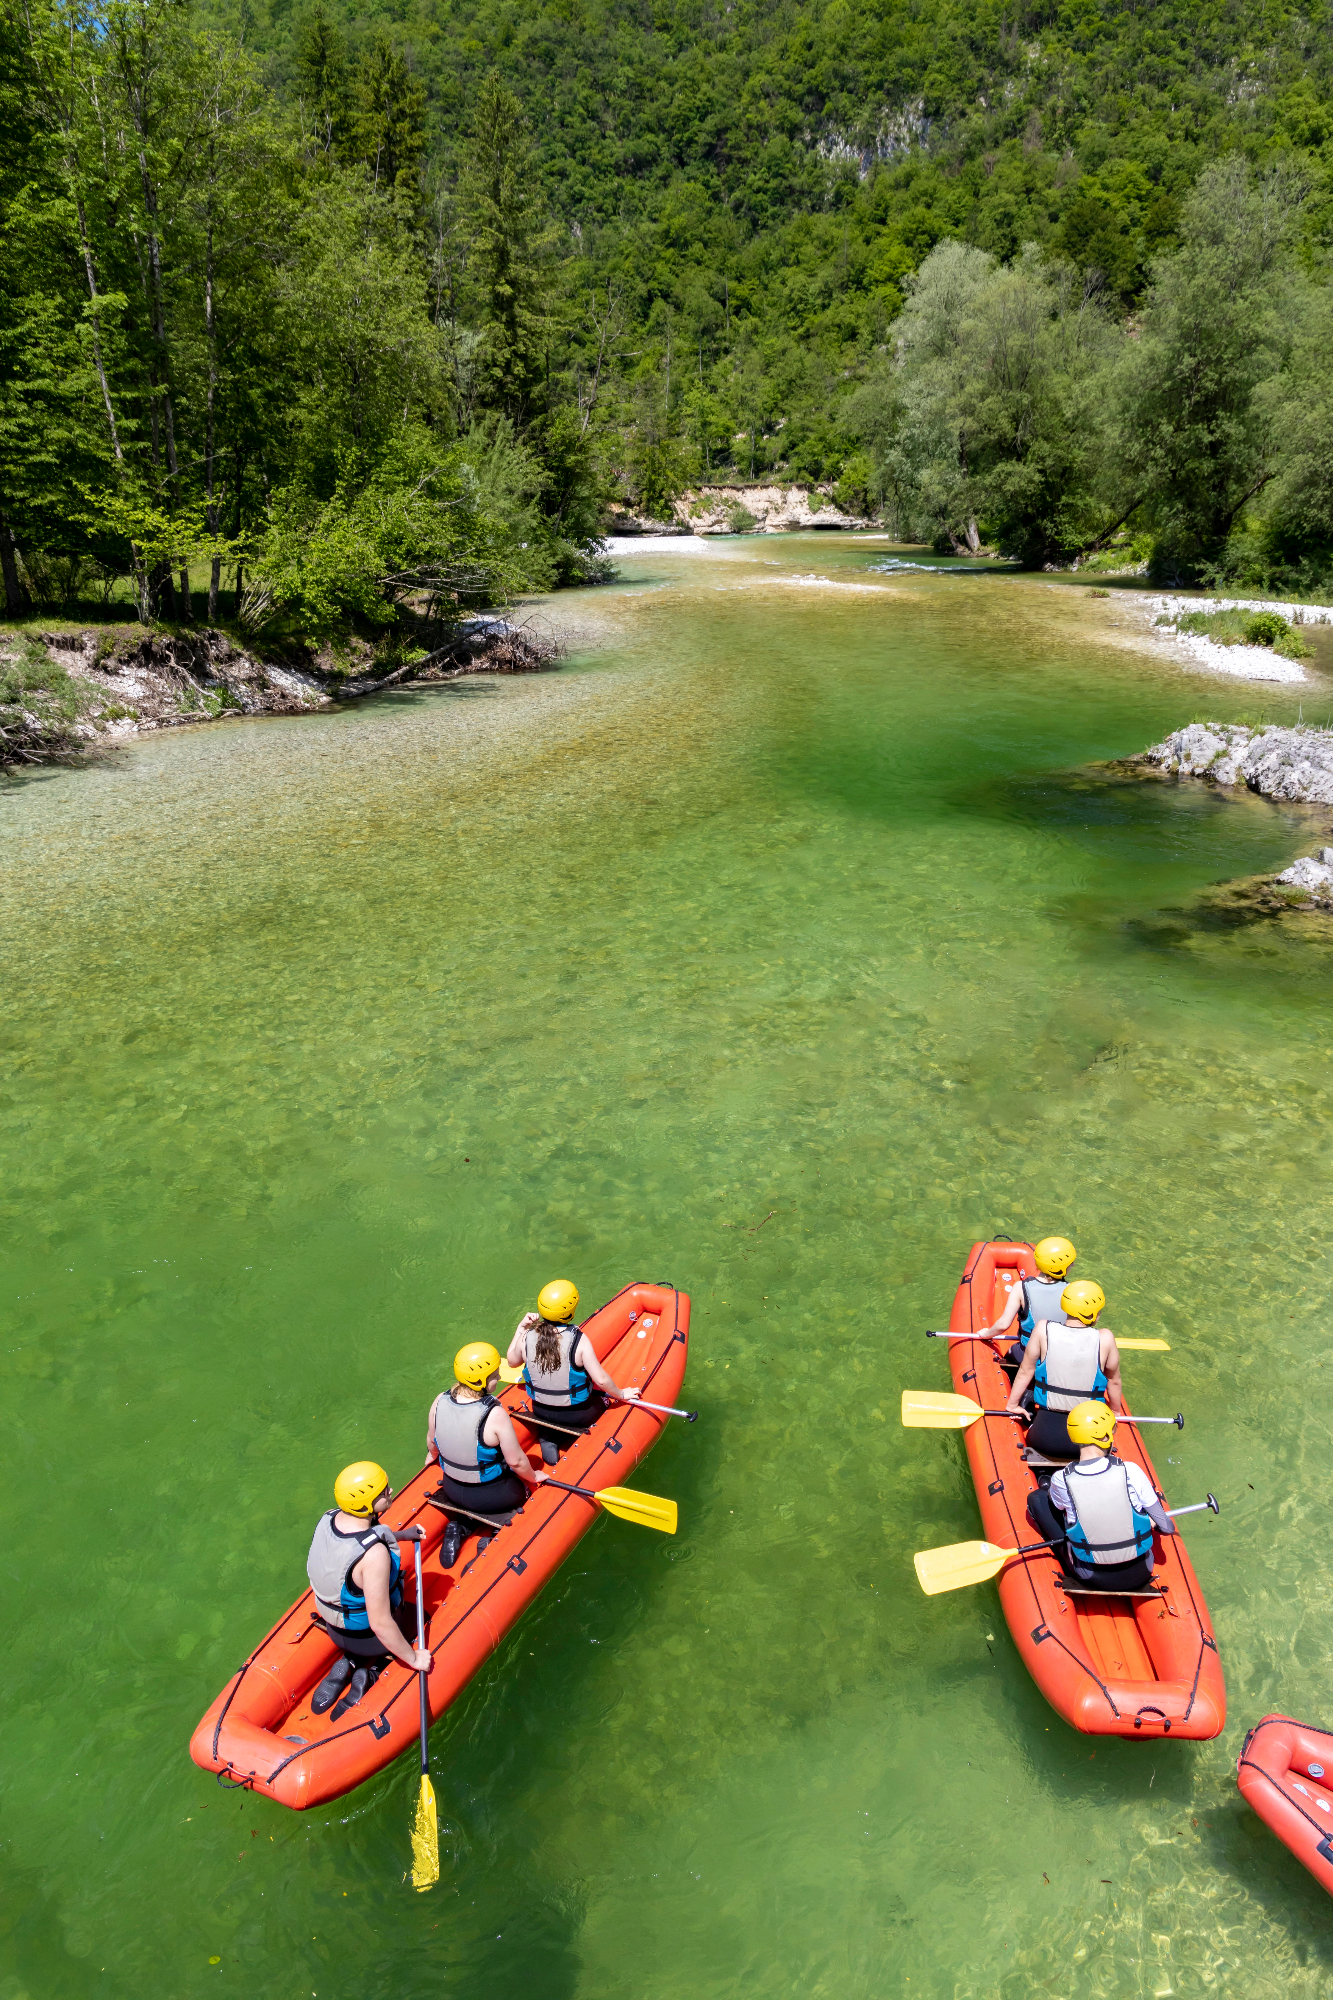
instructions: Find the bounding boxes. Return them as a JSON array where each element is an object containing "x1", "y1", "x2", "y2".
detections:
[{"x1": 533, "y1": 1316, "x2": 570, "y2": 1373}]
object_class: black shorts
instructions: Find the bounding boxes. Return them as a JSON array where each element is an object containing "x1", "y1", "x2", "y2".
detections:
[
  {"x1": 1026, "y1": 1407, "x2": 1077, "y2": 1460},
  {"x1": 323, "y1": 1596, "x2": 415, "y2": 1662},
  {"x1": 434, "y1": 1465, "x2": 529, "y2": 1514}
]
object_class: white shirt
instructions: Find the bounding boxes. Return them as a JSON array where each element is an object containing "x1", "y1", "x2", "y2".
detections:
[{"x1": 1050, "y1": 1455, "x2": 1160, "y2": 1520}]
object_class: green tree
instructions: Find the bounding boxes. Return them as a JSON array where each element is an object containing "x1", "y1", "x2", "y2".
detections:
[
  {"x1": 460, "y1": 73, "x2": 555, "y2": 422},
  {"x1": 294, "y1": 8, "x2": 349, "y2": 163},
  {"x1": 1115, "y1": 158, "x2": 1308, "y2": 577},
  {"x1": 350, "y1": 35, "x2": 426, "y2": 193}
]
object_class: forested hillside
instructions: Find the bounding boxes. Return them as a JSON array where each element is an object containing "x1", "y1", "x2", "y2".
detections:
[{"x1": 3, "y1": 0, "x2": 1333, "y2": 644}]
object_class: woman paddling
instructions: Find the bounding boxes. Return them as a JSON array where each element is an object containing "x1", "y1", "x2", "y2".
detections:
[
  {"x1": 427, "y1": 1342, "x2": 549, "y2": 1568},
  {"x1": 975, "y1": 1235, "x2": 1077, "y2": 1366},
  {"x1": 1004, "y1": 1279, "x2": 1123, "y2": 1461},
  {"x1": 505, "y1": 1280, "x2": 640, "y2": 1465}
]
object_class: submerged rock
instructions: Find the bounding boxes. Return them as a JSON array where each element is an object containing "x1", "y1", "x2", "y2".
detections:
[{"x1": 1140, "y1": 722, "x2": 1333, "y2": 805}]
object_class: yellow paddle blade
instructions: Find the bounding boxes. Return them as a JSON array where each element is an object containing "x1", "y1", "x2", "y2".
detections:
[
  {"x1": 498, "y1": 1360, "x2": 525, "y2": 1384},
  {"x1": 411, "y1": 1773, "x2": 439, "y2": 1892},
  {"x1": 1117, "y1": 1339, "x2": 1170, "y2": 1352},
  {"x1": 914, "y1": 1540, "x2": 1017, "y2": 1595},
  {"x1": 901, "y1": 1390, "x2": 987, "y2": 1430},
  {"x1": 593, "y1": 1485, "x2": 678, "y2": 1534}
]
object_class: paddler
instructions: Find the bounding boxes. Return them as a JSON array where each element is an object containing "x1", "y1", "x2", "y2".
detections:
[
  {"x1": 426, "y1": 1341, "x2": 549, "y2": 1569},
  {"x1": 1026, "y1": 1400, "x2": 1176, "y2": 1591},
  {"x1": 1004, "y1": 1279, "x2": 1123, "y2": 1461},
  {"x1": 975, "y1": 1236, "x2": 1077, "y2": 1364},
  {"x1": 505, "y1": 1280, "x2": 640, "y2": 1466},
  {"x1": 306, "y1": 1461, "x2": 432, "y2": 1720}
]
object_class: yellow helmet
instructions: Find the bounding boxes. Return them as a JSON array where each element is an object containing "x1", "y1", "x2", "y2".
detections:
[
  {"x1": 1066, "y1": 1400, "x2": 1116, "y2": 1449},
  {"x1": 334, "y1": 1460, "x2": 389, "y2": 1517},
  {"x1": 537, "y1": 1279, "x2": 579, "y2": 1323},
  {"x1": 1061, "y1": 1279, "x2": 1105, "y2": 1325},
  {"x1": 1034, "y1": 1236, "x2": 1077, "y2": 1279},
  {"x1": 454, "y1": 1341, "x2": 502, "y2": 1391}
]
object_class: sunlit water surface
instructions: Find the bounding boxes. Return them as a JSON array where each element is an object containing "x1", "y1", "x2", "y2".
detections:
[{"x1": 5, "y1": 537, "x2": 1333, "y2": 1999}]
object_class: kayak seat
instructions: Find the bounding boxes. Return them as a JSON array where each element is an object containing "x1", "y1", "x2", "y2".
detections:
[{"x1": 1056, "y1": 1580, "x2": 1164, "y2": 1601}]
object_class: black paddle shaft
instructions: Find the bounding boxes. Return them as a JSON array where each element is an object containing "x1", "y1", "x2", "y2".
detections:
[
  {"x1": 412, "y1": 1533, "x2": 429, "y2": 1777},
  {"x1": 542, "y1": 1477, "x2": 599, "y2": 1503}
]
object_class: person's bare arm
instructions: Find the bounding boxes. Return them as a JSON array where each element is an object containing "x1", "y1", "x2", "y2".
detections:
[
  {"x1": 977, "y1": 1288, "x2": 1022, "y2": 1340},
  {"x1": 355, "y1": 1543, "x2": 431, "y2": 1672},
  {"x1": 576, "y1": 1333, "x2": 641, "y2": 1401},
  {"x1": 488, "y1": 1406, "x2": 549, "y2": 1487},
  {"x1": 506, "y1": 1314, "x2": 539, "y2": 1368},
  {"x1": 1006, "y1": 1329, "x2": 1042, "y2": 1415},
  {"x1": 1101, "y1": 1331, "x2": 1124, "y2": 1413},
  {"x1": 425, "y1": 1396, "x2": 440, "y2": 1468}
]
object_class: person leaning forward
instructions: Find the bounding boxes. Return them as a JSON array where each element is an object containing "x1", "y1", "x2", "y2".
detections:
[
  {"x1": 306, "y1": 1460, "x2": 431, "y2": 1720},
  {"x1": 505, "y1": 1279, "x2": 640, "y2": 1466},
  {"x1": 426, "y1": 1341, "x2": 549, "y2": 1569},
  {"x1": 1005, "y1": 1279, "x2": 1123, "y2": 1462}
]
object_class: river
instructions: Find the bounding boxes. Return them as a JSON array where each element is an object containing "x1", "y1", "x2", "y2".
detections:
[{"x1": 4, "y1": 534, "x2": 1333, "y2": 1998}]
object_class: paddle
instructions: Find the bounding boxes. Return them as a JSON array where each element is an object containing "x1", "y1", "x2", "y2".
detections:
[
  {"x1": 914, "y1": 1495, "x2": 1220, "y2": 1595},
  {"x1": 925, "y1": 1330, "x2": 1171, "y2": 1353},
  {"x1": 512, "y1": 1407, "x2": 587, "y2": 1437},
  {"x1": 407, "y1": 1531, "x2": 438, "y2": 1892},
  {"x1": 915, "y1": 1536, "x2": 1058, "y2": 1594},
  {"x1": 516, "y1": 1397, "x2": 699, "y2": 1429},
  {"x1": 424, "y1": 1495, "x2": 515, "y2": 1533},
  {"x1": 902, "y1": 1390, "x2": 1184, "y2": 1430},
  {"x1": 540, "y1": 1476, "x2": 677, "y2": 1534}
]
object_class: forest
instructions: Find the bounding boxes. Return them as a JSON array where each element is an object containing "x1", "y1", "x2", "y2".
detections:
[{"x1": 2, "y1": 0, "x2": 1333, "y2": 645}]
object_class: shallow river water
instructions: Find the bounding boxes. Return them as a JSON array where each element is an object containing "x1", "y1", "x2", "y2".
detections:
[{"x1": 5, "y1": 536, "x2": 1333, "y2": 2000}]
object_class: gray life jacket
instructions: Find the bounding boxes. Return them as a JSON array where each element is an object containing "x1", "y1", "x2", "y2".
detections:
[
  {"x1": 1034, "y1": 1323, "x2": 1108, "y2": 1412},
  {"x1": 306, "y1": 1512, "x2": 402, "y2": 1631},
  {"x1": 523, "y1": 1322, "x2": 592, "y2": 1408},
  {"x1": 1019, "y1": 1276, "x2": 1068, "y2": 1336},
  {"x1": 431, "y1": 1388, "x2": 505, "y2": 1484},
  {"x1": 1063, "y1": 1457, "x2": 1155, "y2": 1568}
]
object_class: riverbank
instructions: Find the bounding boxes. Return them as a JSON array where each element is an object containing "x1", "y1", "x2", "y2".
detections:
[{"x1": 0, "y1": 615, "x2": 558, "y2": 769}]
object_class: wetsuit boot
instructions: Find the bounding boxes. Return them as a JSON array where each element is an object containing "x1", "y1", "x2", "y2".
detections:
[
  {"x1": 330, "y1": 1660, "x2": 382, "y2": 1722},
  {"x1": 311, "y1": 1655, "x2": 352, "y2": 1715}
]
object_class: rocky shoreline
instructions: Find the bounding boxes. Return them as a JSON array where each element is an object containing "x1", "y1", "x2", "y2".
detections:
[
  {"x1": 0, "y1": 617, "x2": 557, "y2": 770},
  {"x1": 608, "y1": 482, "x2": 872, "y2": 536}
]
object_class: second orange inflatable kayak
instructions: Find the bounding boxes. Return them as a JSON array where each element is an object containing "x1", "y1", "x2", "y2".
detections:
[
  {"x1": 190, "y1": 1282, "x2": 689, "y2": 1808},
  {"x1": 1238, "y1": 1715, "x2": 1333, "y2": 1894},
  {"x1": 942, "y1": 1240, "x2": 1224, "y2": 1740}
]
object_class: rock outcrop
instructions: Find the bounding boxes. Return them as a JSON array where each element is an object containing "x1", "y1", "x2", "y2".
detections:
[
  {"x1": 1138, "y1": 722, "x2": 1333, "y2": 805},
  {"x1": 607, "y1": 483, "x2": 873, "y2": 536},
  {"x1": 1277, "y1": 851, "x2": 1333, "y2": 901}
]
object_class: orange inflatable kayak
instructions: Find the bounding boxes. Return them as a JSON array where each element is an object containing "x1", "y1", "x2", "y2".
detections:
[
  {"x1": 1238, "y1": 1715, "x2": 1333, "y2": 1894},
  {"x1": 942, "y1": 1240, "x2": 1224, "y2": 1740},
  {"x1": 190, "y1": 1283, "x2": 689, "y2": 1809}
]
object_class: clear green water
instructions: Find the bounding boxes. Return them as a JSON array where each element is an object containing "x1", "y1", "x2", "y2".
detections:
[{"x1": 5, "y1": 536, "x2": 1333, "y2": 1999}]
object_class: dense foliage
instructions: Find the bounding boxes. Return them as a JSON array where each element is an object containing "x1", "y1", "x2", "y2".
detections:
[{"x1": 2, "y1": 0, "x2": 1333, "y2": 629}]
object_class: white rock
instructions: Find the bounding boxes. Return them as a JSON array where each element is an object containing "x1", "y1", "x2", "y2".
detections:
[
  {"x1": 1277, "y1": 856, "x2": 1333, "y2": 893},
  {"x1": 1142, "y1": 723, "x2": 1333, "y2": 804}
]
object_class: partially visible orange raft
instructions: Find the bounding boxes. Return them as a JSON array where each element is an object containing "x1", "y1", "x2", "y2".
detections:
[
  {"x1": 1238, "y1": 1715, "x2": 1333, "y2": 1895},
  {"x1": 190, "y1": 1283, "x2": 690, "y2": 1809},
  {"x1": 944, "y1": 1240, "x2": 1225, "y2": 1740}
]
